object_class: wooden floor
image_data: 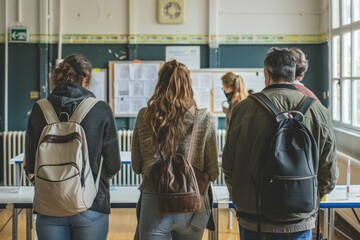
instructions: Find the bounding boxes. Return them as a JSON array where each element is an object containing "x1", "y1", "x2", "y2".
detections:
[{"x1": 0, "y1": 206, "x2": 351, "y2": 240}]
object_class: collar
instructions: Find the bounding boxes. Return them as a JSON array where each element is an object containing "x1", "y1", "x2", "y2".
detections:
[{"x1": 264, "y1": 84, "x2": 297, "y2": 91}]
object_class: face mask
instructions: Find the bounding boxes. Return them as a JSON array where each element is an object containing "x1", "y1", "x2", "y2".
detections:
[{"x1": 224, "y1": 91, "x2": 235, "y2": 102}]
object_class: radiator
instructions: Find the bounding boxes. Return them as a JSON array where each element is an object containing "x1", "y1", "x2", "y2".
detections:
[
  {"x1": 111, "y1": 130, "x2": 142, "y2": 186},
  {"x1": 1, "y1": 130, "x2": 227, "y2": 186},
  {"x1": 1, "y1": 131, "x2": 26, "y2": 186}
]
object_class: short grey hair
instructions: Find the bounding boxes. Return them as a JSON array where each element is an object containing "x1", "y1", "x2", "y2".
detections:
[{"x1": 264, "y1": 47, "x2": 296, "y2": 83}]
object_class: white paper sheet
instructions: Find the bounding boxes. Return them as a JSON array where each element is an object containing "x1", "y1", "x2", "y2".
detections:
[
  {"x1": 89, "y1": 70, "x2": 107, "y2": 102},
  {"x1": 114, "y1": 64, "x2": 129, "y2": 82}
]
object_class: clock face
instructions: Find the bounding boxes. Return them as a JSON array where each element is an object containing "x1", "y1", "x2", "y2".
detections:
[{"x1": 163, "y1": 2, "x2": 181, "y2": 20}]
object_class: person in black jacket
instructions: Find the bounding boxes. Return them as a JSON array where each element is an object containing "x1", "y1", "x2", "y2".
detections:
[{"x1": 24, "y1": 54, "x2": 121, "y2": 240}]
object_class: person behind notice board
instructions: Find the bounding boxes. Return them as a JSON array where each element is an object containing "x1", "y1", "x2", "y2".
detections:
[
  {"x1": 131, "y1": 59, "x2": 219, "y2": 240},
  {"x1": 222, "y1": 47, "x2": 338, "y2": 240},
  {"x1": 221, "y1": 72, "x2": 249, "y2": 127},
  {"x1": 290, "y1": 47, "x2": 319, "y2": 101},
  {"x1": 24, "y1": 54, "x2": 121, "y2": 240}
]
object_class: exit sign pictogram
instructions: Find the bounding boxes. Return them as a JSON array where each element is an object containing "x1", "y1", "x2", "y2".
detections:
[{"x1": 10, "y1": 28, "x2": 29, "y2": 43}]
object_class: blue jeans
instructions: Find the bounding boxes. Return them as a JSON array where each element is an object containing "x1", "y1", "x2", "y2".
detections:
[
  {"x1": 239, "y1": 225, "x2": 312, "y2": 240},
  {"x1": 36, "y1": 210, "x2": 109, "y2": 240},
  {"x1": 139, "y1": 192, "x2": 209, "y2": 240}
]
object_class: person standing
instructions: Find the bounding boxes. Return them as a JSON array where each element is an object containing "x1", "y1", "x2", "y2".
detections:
[
  {"x1": 290, "y1": 47, "x2": 319, "y2": 101},
  {"x1": 222, "y1": 47, "x2": 338, "y2": 240},
  {"x1": 131, "y1": 59, "x2": 219, "y2": 240},
  {"x1": 221, "y1": 72, "x2": 249, "y2": 127},
  {"x1": 25, "y1": 54, "x2": 121, "y2": 240}
]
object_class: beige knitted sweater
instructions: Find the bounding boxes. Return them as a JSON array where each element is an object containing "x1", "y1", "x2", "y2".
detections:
[{"x1": 131, "y1": 106, "x2": 219, "y2": 193}]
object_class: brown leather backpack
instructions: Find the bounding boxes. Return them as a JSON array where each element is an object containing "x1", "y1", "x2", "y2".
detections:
[{"x1": 156, "y1": 110, "x2": 202, "y2": 214}]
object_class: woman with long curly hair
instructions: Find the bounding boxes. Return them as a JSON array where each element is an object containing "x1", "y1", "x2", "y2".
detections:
[{"x1": 131, "y1": 59, "x2": 219, "y2": 240}]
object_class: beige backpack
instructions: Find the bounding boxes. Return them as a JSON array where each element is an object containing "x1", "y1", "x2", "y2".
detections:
[{"x1": 34, "y1": 97, "x2": 102, "y2": 217}]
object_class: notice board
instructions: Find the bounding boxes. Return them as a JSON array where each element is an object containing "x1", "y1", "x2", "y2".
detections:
[
  {"x1": 109, "y1": 62, "x2": 264, "y2": 116},
  {"x1": 108, "y1": 61, "x2": 164, "y2": 116},
  {"x1": 190, "y1": 68, "x2": 265, "y2": 114}
]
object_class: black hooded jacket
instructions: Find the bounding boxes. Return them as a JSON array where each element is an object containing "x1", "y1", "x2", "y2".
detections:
[{"x1": 25, "y1": 82, "x2": 121, "y2": 214}]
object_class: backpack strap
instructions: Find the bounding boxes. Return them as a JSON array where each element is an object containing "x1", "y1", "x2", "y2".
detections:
[
  {"x1": 250, "y1": 92, "x2": 281, "y2": 117},
  {"x1": 296, "y1": 96, "x2": 315, "y2": 116},
  {"x1": 95, "y1": 157, "x2": 104, "y2": 191},
  {"x1": 70, "y1": 97, "x2": 98, "y2": 123},
  {"x1": 250, "y1": 92, "x2": 315, "y2": 122},
  {"x1": 69, "y1": 97, "x2": 100, "y2": 188},
  {"x1": 37, "y1": 99, "x2": 60, "y2": 124}
]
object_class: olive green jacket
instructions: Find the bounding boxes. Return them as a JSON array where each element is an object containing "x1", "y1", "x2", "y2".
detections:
[{"x1": 222, "y1": 84, "x2": 338, "y2": 232}]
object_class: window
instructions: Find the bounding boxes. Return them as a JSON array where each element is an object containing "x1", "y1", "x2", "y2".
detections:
[
  {"x1": 342, "y1": 79, "x2": 351, "y2": 124},
  {"x1": 332, "y1": 80, "x2": 341, "y2": 121},
  {"x1": 332, "y1": 35, "x2": 340, "y2": 78},
  {"x1": 342, "y1": 32, "x2": 351, "y2": 77},
  {"x1": 342, "y1": 0, "x2": 351, "y2": 25},
  {"x1": 354, "y1": 0, "x2": 360, "y2": 22},
  {"x1": 331, "y1": 0, "x2": 360, "y2": 130},
  {"x1": 353, "y1": 80, "x2": 360, "y2": 126},
  {"x1": 354, "y1": 30, "x2": 360, "y2": 76}
]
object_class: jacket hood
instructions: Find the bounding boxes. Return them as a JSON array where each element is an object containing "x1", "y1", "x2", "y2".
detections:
[{"x1": 48, "y1": 82, "x2": 95, "y2": 113}]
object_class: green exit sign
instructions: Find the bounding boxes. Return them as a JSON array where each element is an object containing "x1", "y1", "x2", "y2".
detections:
[{"x1": 10, "y1": 28, "x2": 29, "y2": 43}]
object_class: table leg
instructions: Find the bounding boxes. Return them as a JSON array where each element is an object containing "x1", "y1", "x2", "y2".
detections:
[
  {"x1": 26, "y1": 208, "x2": 32, "y2": 240},
  {"x1": 329, "y1": 208, "x2": 335, "y2": 240},
  {"x1": 228, "y1": 209, "x2": 232, "y2": 229},
  {"x1": 16, "y1": 164, "x2": 22, "y2": 186},
  {"x1": 323, "y1": 208, "x2": 328, "y2": 239},
  {"x1": 208, "y1": 207, "x2": 219, "y2": 240},
  {"x1": 12, "y1": 206, "x2": 18, "y2": 240}
]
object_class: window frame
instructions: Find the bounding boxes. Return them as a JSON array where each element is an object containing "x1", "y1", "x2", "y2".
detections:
[{"x1": 330, "y1": 0, "x2": 360, "y2": 131}]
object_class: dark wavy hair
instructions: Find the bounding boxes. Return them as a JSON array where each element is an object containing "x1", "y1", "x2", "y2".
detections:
[
  {"x1": 51, "y1": 54, "x2": 92, "y2": 89},
  {"x1": 144, "y1": 59, "x2": 196, "y2": 157}
]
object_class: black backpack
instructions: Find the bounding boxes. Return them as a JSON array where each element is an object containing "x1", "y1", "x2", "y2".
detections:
[{"x1": 251, "y1": 92, "x2": 319, "y2": 223}]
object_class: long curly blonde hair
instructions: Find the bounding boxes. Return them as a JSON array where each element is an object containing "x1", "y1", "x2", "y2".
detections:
[{"x1": 144, "y1": 59, "x2": 196, "y2": 157}]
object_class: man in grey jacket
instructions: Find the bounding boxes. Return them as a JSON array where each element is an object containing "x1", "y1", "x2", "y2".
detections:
[{"x1": 222, "y1": 47, "x2": 338, "y2": 240}]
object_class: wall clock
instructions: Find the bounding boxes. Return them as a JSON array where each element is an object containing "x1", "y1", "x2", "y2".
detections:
[{"x1": 157, "y1": 0, "x2": 186, "y2": 24}]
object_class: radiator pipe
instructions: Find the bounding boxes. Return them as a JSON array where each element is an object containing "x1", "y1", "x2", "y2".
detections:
[
  {"x1": 17, "y1": 0, "x2": 22, "y2": 25},
  {"x1": 57, "y1": 0, "x2": 63, "y2": 64},
  {"x1": 4, "y1": 0, "x2": 9, "y2": 131}
]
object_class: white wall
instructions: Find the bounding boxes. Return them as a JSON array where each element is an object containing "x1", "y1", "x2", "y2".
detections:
[
  {"x1": 1, "y1": 0, "x2": 39, "y2": 34},
  {"x1": 62, "y1": 0, "x2": 128, "y2": 34},
  {"x1": 133, "y1": 0, "x2": 209, "y2": 35},
  {"x1": 218, "y1": 0, "x2": 322, "y2": 35},
  {"x1": 0, "y1": 0, "x2": 328, "y2": 38},
  {"x1": 319, "y1": 0, "x2": 330, "y2": 35}
]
